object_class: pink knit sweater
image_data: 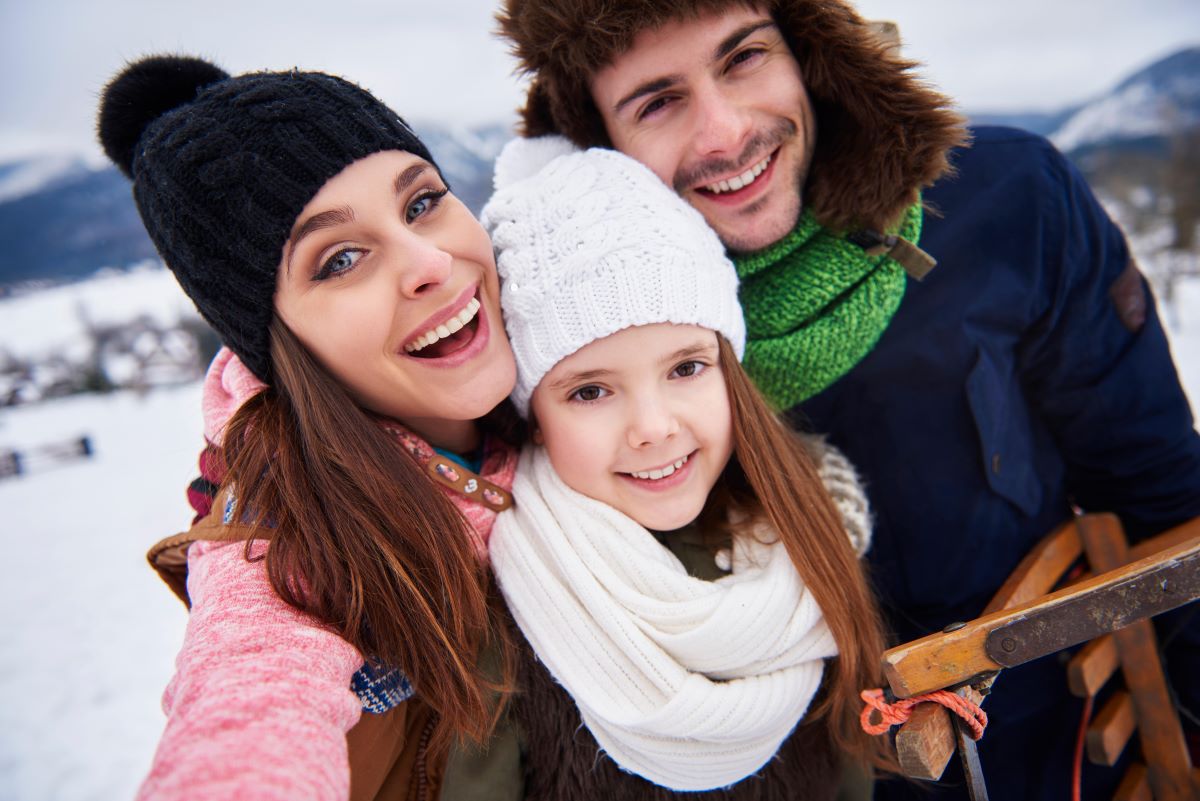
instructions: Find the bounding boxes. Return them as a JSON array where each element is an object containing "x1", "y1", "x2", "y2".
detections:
[{"x1": 138, "y1": 349, "x2": 517, "y2": 801}]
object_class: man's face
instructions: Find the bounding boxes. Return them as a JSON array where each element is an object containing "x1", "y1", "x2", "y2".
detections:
[{"x1": 589, "y1": 5, "x2": 815, "y2": 253}]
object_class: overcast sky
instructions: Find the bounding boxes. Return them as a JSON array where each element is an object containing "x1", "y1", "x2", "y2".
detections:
[{"x1": 1, "y1": 0, "x2": 1197, "y2": 161}]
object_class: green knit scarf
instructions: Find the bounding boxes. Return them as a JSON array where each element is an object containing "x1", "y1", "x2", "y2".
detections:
[{"x1": 732, "y1": 201, "x2": 923, "y2": 410}]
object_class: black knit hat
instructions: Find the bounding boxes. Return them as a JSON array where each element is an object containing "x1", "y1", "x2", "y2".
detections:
[{"x1": 97, "y1": 55, "x2": 437, "y2": 383}]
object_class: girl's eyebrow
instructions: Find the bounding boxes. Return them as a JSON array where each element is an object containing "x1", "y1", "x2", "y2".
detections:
[
  {"x1": 662, "y1": 341, "x2": 718, "y2": 365},
  {"x1": 547, "y1": 340, "x2": 717, "y2": 391},
  {"x1": 547, "y1": 367, "x2": 612, "y2": 392}
]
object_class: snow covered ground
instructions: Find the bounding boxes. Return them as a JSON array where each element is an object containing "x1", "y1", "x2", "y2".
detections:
[
  {"x1": 0, "y1": 272, "x2": 1197, "y2": 801},
  {"x1": 0, "y1": 383, "x2": 199, "y2": 801}
]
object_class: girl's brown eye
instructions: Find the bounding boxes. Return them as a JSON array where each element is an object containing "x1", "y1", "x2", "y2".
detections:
[
  {"x1": 671, "y1": 360, "x2": 705, "y2": 379},
  {"x1": 570, "y1": 385, "x2": 608, "y2": 402}
]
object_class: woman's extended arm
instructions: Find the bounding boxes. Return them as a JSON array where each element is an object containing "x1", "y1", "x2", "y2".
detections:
[{"x1": 137, "y1": 540, "x2": 364, "y2": 801}]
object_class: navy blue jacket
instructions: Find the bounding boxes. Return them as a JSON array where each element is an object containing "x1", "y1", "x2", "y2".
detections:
[{"x1": 796, "y1": 127, "x2": 1200, "y2": 799}]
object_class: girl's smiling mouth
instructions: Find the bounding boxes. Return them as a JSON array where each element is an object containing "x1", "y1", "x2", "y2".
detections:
[{"x1": 619, "y1": 451, "x2": 696, "y2": 490}]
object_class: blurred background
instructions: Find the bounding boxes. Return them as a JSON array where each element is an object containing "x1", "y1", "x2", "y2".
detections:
[{"x1": 0, "y1": 1, "x2": 1197, "y2": 799}]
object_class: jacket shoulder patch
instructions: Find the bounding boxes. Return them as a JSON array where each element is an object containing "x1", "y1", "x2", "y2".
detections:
[{"x1": 1109, "y1": 258, "x2": 1147, "y2": 333}]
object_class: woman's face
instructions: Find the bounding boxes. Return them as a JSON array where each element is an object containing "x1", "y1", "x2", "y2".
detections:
[{"x1": 274, "y1": 150, "x2": 516, "y2": 449}]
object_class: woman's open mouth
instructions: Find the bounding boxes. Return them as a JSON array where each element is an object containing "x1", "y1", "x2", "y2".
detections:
[{"x1": 403, "y1": 295, "x2": 481, "y2": 359}]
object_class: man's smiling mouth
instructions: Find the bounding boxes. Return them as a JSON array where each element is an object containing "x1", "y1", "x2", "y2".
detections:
[{"x1": 700, "y1": 154, "x2": 772, "y2": 195}]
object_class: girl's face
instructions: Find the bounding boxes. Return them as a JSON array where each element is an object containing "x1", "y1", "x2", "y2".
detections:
[
  {"x1": 275, "y1": 150, "x2": 516, "y2": 450},
  {"x1": 530, "y1": 323, "x2": 734, "y2": 531}
]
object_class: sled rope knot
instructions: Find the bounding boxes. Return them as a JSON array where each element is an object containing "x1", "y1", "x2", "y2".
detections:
[{"x1": 859, "y1": 687, "x2": 988, "y2": 740}]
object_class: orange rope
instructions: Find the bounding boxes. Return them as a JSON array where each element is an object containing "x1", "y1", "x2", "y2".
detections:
[{"x1": 859, "y1": 688, "x2": 988, "y2": 740}]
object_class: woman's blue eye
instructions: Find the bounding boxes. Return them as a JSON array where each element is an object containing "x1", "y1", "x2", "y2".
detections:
[
  {"x1": 406, "y1": 188, "x2": 449, "y2": 223},
  {"x1": 315, "y1": 248, "x2": 363, "y2": 280}
]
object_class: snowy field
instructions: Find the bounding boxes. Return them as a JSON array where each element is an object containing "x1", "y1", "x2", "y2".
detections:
[{"x1": 0, "y1": 271, "x2": 1198, "y2": 800}]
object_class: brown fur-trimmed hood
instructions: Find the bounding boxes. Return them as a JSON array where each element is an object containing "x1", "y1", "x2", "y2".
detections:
[{"x1": 496, "y1": 0, "x2": 968, "y2": 234}]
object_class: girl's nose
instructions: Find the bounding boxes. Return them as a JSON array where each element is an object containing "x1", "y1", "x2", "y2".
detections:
[{"x1": 626, "y1": 395, "x2": 681, "y2": 448}]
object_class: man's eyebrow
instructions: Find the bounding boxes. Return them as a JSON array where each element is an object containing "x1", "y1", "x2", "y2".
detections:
[
  {"x1": 613, "y1": 75, "x2": 684, "y2": 117},
  {"x1": 713, "y1": 20, "x2": 777, "y2": 62},
  {"x1": 610, "y1": 19, "x2": 778, "y2": 117}
]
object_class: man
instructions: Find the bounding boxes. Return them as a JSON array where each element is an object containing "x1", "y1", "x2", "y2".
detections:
[{"x1": 497, "y1": 1, "x2": 1200, "y2": 798}]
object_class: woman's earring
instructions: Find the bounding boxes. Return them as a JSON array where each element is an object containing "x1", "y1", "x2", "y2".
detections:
[{"x1": 532, "y1": 428, "x2": 544, "y2": 445}]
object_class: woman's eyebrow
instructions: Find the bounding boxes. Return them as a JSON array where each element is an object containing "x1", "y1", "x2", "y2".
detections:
[
  {"x1": 394, "y1": 163, "x2": 428, "y2": 196},
  {"x1": 286, "y1": 206, "x2": 355, "y2": 274}
]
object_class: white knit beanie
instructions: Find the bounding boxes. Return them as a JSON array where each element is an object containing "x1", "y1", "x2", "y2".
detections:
[{"x1": 481, "y1": 136, "x2": 746, "y2": 417}]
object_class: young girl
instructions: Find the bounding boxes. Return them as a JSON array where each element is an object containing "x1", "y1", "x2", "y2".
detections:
[
  {"x1": 443, "y1": 137, "x2": 891, "y2": 798},
  {"x1": 97, "y1": 56, "x2": 523, "y2": 800}
]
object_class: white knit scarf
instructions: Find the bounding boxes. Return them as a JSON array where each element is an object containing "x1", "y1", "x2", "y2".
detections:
[{"x1": 489, "y1": 446, "x2": 841, "y2": 791}]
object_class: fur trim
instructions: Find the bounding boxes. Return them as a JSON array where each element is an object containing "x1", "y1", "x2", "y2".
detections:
[{"x1": 496, "y1": 0, "x2": 968, "y2": 232}]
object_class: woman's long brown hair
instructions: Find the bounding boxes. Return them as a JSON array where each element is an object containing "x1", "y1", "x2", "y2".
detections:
[
  {"x1": 708, "y1": 336, "x2": 894, "y2": 770},
  {"x1": 218, "y1": 317, "x2": 513, "y2": 751}
]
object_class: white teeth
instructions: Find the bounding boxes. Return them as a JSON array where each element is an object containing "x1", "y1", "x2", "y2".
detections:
[
  {"x1": 405, "y1": 297, "x2": 481, "y2": 353},
  {"x1": 630, "y1": 454, "x2": 689, "y2": 481},
  {"x1": 704, "y1": 155, "x2": 771, "y2": 195}
]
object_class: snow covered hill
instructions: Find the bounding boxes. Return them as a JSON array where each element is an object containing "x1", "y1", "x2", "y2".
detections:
[{"x1": 1051, "y1": 47, "x2": 1200, "y2": 154}]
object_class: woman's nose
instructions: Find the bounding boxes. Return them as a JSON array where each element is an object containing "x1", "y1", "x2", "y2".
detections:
[{"x1": 397, "y1": 237, "x2": 453, "y2": 297}]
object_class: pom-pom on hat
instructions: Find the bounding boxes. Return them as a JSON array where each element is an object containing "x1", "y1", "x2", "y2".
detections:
[
  {"x1": 96, "y1": 54, "x2": 436, "y2": 383},
  {"x1": 481, "y1": 135, "x2": 745, "y2": 417}
]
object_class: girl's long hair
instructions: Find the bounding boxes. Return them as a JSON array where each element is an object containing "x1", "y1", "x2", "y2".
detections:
[
  {"x1": 217, "y1": 317, "x2": 514, "y2": 752},
  {"x1": 706, "y1": 335, "x2": 894, "y2": 770}
]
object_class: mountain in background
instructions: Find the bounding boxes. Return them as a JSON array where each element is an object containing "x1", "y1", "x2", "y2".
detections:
[
  {"x1": 1, "y1": 45, "x2": 1197, "y2": 290},
  {"x1": 0, "y1": 121, "x2": 512, "y2": 291},
  {"x1": 967, "y1": 46, "x2": 1199, "y2": 158}
]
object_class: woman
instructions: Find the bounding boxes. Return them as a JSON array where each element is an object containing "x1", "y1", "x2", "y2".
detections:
[{"x1": 98, "y1": 55, "x2": 520, "y2": 800}]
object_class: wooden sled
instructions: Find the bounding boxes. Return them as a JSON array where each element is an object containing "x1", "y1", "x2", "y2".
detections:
[{"x1": 880, "y1": 513, "x2": 1200, "y2": 800}]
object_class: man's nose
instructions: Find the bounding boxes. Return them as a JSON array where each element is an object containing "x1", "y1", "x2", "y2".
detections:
[{"x1": 689, "y1": 82, "x2": 751, "y2": 158}]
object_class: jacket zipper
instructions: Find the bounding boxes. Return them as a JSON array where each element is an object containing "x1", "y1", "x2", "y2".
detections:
[{"x1": 414, "y1": 713, "x2": 437, "y2": 801}]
